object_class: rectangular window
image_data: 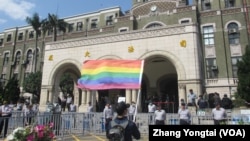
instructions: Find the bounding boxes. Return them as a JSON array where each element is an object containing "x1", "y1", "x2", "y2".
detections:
[
  {"x1": 18, "y1": 33, "x2": 23, "y2": 40},
  {"x1": 206, "y1": 58, "x2": 218, "y2": 78},
  {"x1": 76, "y1": 22, "x2": 83, "y2": 31},
  {"x1": 225, "y1": 0, "x2": 235, "y2": 8},
  {"x1": 119, "y1": 29, "x2": 128, "y2": 32},
  {"x1": 180, "y1": 20, "x2": 190, "y2": 24},
  {"x1": 29, "y1": 31, "x2": 34, "y2": 39},
  {"x1": 0, "y1": 38, "x2": 3, "y2": 46},
  {"x1": 106, "y1": 15, "x2": 113, "y2": 26},
  {"x1": 24, "y1": 73, "x2": 30, "y2": 78},
  {"x1": 229, "y1": 32, "x2": 239, "y2": 45},
  {"x1": 3, "y1": 52, "x2": 10, "y2": 66},
  {"x1": 68, "y1": 23, "x2": 74, "y2": 33},
  {"x1": 7, "y1": 34, "x2": 12, "y2": 42},
  {"x1": 203, "y1": 26, "x2": 214, "y2": 45},
  {"x1": 91, "y1": 19, "x2": 98, "y2": 29},
  {"x1": 13, "y1": 73, "x2": 18, "y2": 80},
  {"x1": 231, "y1": 57, "x2": 242, "y2": 78},
  {"x1": 1, "y1": 74, "x2": 6, "y2": 85},
  {"x1": 202, "y1": 0, "x2": 211, "y2": 10}
]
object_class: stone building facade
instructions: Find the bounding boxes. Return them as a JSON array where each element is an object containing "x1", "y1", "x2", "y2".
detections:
[{"x1": 0, "y1": 0, "x2": 249, "y2": 112}]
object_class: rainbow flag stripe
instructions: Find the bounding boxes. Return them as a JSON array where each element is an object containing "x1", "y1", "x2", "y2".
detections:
[{"x1": 77, "y1": 60, "x2": 144, "y2": 90}]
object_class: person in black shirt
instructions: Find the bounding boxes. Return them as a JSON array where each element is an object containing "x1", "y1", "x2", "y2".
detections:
[
  {"x1": 221, "y1": 94, "x2": 233, "y2": 109},
  {"x1": 107, "y1": 101, "x2": 140, "y2": 141}
]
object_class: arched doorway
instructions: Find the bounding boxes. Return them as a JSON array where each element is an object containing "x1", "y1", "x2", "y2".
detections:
[
  {"x1": 97, "y1": 89, "x2": 125, "y2": 112},
  {"x1": 143, "y1": 56, "x2": 178, "y2": 113},
  {"x1": 158, "y1": 74, "x2": 178, "y2": 113}
]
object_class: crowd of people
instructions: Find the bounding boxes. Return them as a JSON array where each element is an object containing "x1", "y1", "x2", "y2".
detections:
[{"x1": 0, "y1": 99, "x2": 39, "y2": 138}]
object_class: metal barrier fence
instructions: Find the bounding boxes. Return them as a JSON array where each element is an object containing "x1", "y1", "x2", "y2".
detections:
[{"x1": 1, "y1": 111, "x2": 250, "y2": 139}]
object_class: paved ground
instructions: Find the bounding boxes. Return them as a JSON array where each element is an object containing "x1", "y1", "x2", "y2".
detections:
[{"x1": 55, "y1": 134, "x2": 149, "y2": 141}]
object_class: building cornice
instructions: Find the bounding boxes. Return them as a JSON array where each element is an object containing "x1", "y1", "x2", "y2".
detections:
[{"x1": 47, "y1": 24, "x2": 197, "y2": 50}]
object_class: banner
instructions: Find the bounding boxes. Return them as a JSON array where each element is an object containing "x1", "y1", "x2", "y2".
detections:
[{"x1": 77, "y1": 60, "x2": 144, "y2": 90}]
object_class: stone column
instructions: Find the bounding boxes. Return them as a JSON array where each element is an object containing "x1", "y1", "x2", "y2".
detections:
[
  {"x1": 126, "y1": 89, "x2": 132, "y2": 104},
  {"x1": 132, "y1": 89, "x2": 137, "y2": 103},
  {"x1": 39, "y1": 86, "x2": 52, "y2": 112},
  {"x1": 178, "y1": 84, "x2": 186, "y2": 104},
  {"x1": 48, "y1": 88, "x2": 52, "y2": 103},
  {"x1": 92, "y1": 91, "x2": 97, "y2": 112},
  {"x1": 86, "y1": 90, "x2": 91, "y2": 105},
  {"x1": 78, "y1": 90, "x2": 87, "y2": 112}
]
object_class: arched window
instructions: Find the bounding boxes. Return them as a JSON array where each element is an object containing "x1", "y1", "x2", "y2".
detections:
[
  {"x1": 15, "y1": 51, "x2": 21, "y2": 65},
  {"x1": 227, "y1": 22, "x2": 239, "y2": 45},
  {"x1": 145, "y1": 23, "x2": 163, "y2": 29},
  {"x1": 27, "y1": 50, "x2": 33, "y2": 65}
]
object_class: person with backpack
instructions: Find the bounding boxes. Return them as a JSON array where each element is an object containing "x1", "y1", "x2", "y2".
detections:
[
  {"x1": 108, "y1": 101, "x2": 140, "y2": 141},
  {"x1": 221, "y1": 94, "x2": 233, "y2": 109}
]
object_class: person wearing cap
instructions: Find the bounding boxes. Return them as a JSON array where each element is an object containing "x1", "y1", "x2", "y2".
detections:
[
  {"x1": 212, "y1": 102, "x2": 227, "y2": 125},
  {"x1": 154, "y1": 105, "x2": 166, "y2": 125},
  {"x1": 107, "y1": 101, "x2": 140, "y2": 141},
  {"x1": 103, "y1": 103, "x2": 113, "y2": 138},
  {"x1": 178, "y1": 103, "x2": 191, "y2": 125},
  {"x1": 0, "y1": 101, "x2": 12, "y2": 137}
]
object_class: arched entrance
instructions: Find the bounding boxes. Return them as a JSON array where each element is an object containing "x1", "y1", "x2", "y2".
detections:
[
  {"x1": 97, "y1": 89, "x2": 125, "y2": 112},
  {"x1": 50, "y1": 62, "x2": 81, "y2": 106},
  {"x1": 158, "y1": 74, "x2": 178, "y2": 113},
  {"x1": 142, "y1": 56, "x2": 178, "y2": 113}
]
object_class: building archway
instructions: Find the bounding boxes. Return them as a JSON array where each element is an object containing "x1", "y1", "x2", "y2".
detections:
[{"x1": 141, "y1": 55, "x2": 179, "y2": 113}]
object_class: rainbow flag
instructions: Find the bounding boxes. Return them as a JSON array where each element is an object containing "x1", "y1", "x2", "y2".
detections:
[{"x1": 77, "y1": 60, "x2": 144, "y2": 90}]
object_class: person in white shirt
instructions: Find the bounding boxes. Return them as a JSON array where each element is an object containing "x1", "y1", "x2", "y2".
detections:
[
  {"x1": 0, "y1": 101, "x2": 12, "y2": 137},
  {"x1": 212, "y1": 102, "x2": 227, "y2": 125},
  {"x1": 87, "y1": 102, "x2": 93, "y2": 112},
  {"x1": 69, "y1": 102, "x2": 76, "y2": 112},
  {"x1": 103, "y1": 103, "x2": 113, "y2": 138},
  {"x1": 148, "y1": 102, "x2": 156, "y2": 124},
  {"x1": 66, "y1": 94, "x2": 73, "y2": 112},
  {"x1": 23, "y1": 104, "x2": 35, "y2": 126},
  {"x1": 16, "y1": 100, "x2": 23, "y2": 111},
  {"x1": 178, "y1": 103, "x2": 191, "y2": 125},
  {"x1": 187, "y1": 89, "x2": 197, "y2": 106},
  {"x1": 154, "y1": 105, "x2": 166, "y2": 125},
  {"x1": 128, "y1": 102, "x2": 136, "y2": 121}
]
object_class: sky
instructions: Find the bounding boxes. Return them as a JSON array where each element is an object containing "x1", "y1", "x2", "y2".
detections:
[{"x1": 0, "y1": 0, "x2": 132, "y2": 32}]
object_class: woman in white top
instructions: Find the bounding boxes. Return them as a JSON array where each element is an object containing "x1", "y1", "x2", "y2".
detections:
[{"x1": 178, "y1": 103, "x2": 191, "y2": 125}]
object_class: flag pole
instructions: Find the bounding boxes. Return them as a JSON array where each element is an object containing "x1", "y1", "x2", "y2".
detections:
[
  {"x1": 133, "y1": 89, "x2": 141, "y2": 122},
  {"x1": 133, "y1": 60, "x2": 144, "y2": 122}
]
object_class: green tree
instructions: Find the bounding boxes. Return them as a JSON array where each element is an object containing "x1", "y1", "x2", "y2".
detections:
[
  {"x1": 47, "y1": 13, "x2": 68, "y2": 41},
  {"x1": 26, "y1": 13, "x2": 45, "y2": 73},
  {"x1": 59, "y1": 73, "x2": 74, "y2": 96},
  {"x1": 23, "y1": 71, "x2": 42, "y2": 101},
  {"x1": 3, "y1": 77, "x2": 20, "y2": 103},
  {"x1": 237, "y1": 45, "x2": 250, "y2": 102}
]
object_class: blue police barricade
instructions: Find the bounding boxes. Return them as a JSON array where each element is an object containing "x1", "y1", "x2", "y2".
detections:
[
  {"x1": 101, "y1": 117, "x2": 105, "y2": 132},
  {"x1": 83, "y1": 116, "x2": 90, "y2": 130},
  {"x1": 169, "y1": 118, "x2": 179, "y2": 125}
]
